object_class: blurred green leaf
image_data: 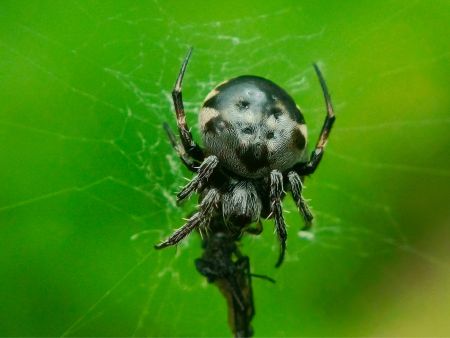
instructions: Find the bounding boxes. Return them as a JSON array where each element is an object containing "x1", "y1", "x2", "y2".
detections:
[{"x1": 0, "y1": 0, "x2": 449, "y2": 336}]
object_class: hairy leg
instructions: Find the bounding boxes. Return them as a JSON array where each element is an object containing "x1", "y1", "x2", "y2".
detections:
[
  {"x1": 155, "y1": 188, "x2": 220, "y2": 249},
  {"x1": 163, "y1": 122, "x2": 197, "y2": 172},
  {"x1": 270, "y1": 170, "x2": 288, "y2": 268},
  {"x1": 177, "y1": 155, "x2": 219, "y2": 203},
  {"x1": 171, "y1": 47, "x2": 204, "y2": 162},
  {"x1": 294, "y1": 63, "x2": 335, "y2": 176},
  {"x1": 288, "y1": 171, "x2": 313, "y2": 230}
]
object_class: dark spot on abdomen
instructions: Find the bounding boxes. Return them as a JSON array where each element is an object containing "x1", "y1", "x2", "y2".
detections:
[
  {"x1": 237, "y1": 143, "x2": 269, "y2": 172},
  {"x1": 204, "y1": 116, "x2": 227, "y2": 134},
  {"x1": 292, "y1": 126, "x2": 306, "y2": 150}
]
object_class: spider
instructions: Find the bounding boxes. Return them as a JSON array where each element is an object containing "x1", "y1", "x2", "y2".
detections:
[{"x1": 155, "y1": 48, "x2": 335, "y2": 267}]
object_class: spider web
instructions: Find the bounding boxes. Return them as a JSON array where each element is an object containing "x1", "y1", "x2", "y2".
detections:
[{"x1": 0, "y1": 1, "x2": 449, "y2": 336}]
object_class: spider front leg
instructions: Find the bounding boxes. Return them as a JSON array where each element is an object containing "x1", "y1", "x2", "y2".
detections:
[
  {"x1": 163, "y1": 122, "x2": 197, "y2": 172},
  {"x1": 270, "y1": 170, "x2": 288, "y2": 268},
  {"x1": 155, "y1": 188, "x2": 220, "y2": 249},
  {"x1": 288, "y1": 171, "x2": 313, "y2": 230},
  {"x1": 177, "y1": 155, "x2": 219, "y2": 203},
  {"x1": 171, "y1": 47, "x2": 204, "y2": 163},
  {"x1": 295, "y1": 63, "x2": 335, "y2": 176}
]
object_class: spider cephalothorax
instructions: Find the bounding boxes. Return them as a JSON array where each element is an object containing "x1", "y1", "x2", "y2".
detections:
[{"x1": 156, "y1": 48, "x2": 335, "y2": 266}]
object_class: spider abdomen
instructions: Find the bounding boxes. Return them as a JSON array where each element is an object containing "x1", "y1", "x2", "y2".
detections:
[{"x1": 200, "y1": 76, "x2": 308, "y2": 179}]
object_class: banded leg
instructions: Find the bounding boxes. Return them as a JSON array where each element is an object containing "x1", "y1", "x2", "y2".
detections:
[
  {"x1": 270, "y1": 170, "x2": 287, "y2": 268},
  {"x1": 172, "y1": 47, "x2": 204, "y2": 162},
  {"x1": 163, "y1": 122, "x2": 197, "y2": 172},
  {"x1": 288, "y1": 171, "x2": 313, "y2": 230},
  {"x1": 155, "y1": 188, "x2": 220, "y2": 249},
  {"x1": 295, "y1": 63, "x2": 335, "y2": 175},
  {"x1": 177, "y1": 155, "x2": 219, "y2": 202}
]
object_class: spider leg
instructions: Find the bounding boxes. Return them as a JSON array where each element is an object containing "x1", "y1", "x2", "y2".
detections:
[
  {"x1": 288, "y1": 171, "x2": 313, "y2": 230},
  {"x1": 155, "y1": 188, "x2": 220, "y2": 249},
  {"x1": 172, "y1": 47, "x2": 204, "y2": 163},
  {"x1": 163, "y1": 122, "x2": 197, "y2": 172},
  {"x1": 295, "y1": 63, "x2": 335, "y2": 175},
  {"x1": 177, "y1": 155, "x2": 219, "y2": 203},
  {"x1": 270, "y1": 170, "x2": 288, "y2": 268}
]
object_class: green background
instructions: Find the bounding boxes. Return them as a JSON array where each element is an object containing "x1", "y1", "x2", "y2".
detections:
[{"x1": 1, "y1": 0, "x2": 449, "y2": 336}]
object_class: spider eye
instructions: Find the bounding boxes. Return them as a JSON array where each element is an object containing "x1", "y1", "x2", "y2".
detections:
[{"x1": 266, "y1": 131, "x2": 275, "y2": 139}]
